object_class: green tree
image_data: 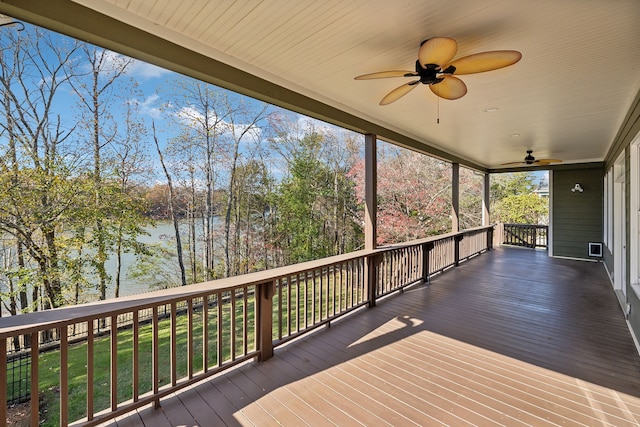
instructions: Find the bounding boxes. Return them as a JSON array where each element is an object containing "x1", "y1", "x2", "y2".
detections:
[
  {"x1": 490, "y1": 172, "x2": 537, "y2": 204},
  {"x1": 0, "y1": 28, "x2": 83, "y2": 310},
  {"x1": 490, "y1": 172, "x2": 548, "y2": 225},
  {"x1": 268, "y1": 116, "x2": 361, "y2": 265}
]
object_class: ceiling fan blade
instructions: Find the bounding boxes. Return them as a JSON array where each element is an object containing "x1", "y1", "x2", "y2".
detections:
[
  {"x1": 429, "y1": 75, "x2": 467, "y2": 100},
  {"x1": 535, "y1": 158, "x2": 562, "y2": 164},
  {"x1": 445, "y1": 50, "x2": 522, "y2": 75},
  {"x1": 380, "y1": 81, "x2": 420, "y2": 105},
  {"x1": 355, "y1": 70, "x2": 416, "y2": 80},
  {"x1": 500, "y1": 161, "x2": 526, "y2": 166},
  {"x1": 418, "y1": 37, "x2": 457, "y2": 68}
]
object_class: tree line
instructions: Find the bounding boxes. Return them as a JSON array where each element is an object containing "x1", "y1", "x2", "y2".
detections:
[{"x1": 0, "y1": 26, "x2": 545, "y2": 321}]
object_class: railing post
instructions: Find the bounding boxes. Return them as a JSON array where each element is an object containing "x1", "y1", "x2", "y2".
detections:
[
  {"x1": 454, "y1": 234, "x2": 464, "y2": 266},
  {"x1": 422, "y1": 242, "x2": 434, "y2": 283},
  {"x1": 257, "y1": 280, "x2": 275, "y2": 361},
  {"x1": 487, "y1": 226, "x2": 494, "y2": 251},
  {"x1": 366, "y1": 254, "x2": 379, "y2": 307}
]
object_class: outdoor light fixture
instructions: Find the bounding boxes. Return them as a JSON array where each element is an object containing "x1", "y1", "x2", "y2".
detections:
[{"x1": 571, "y1": 183, "x2": 583, "y2": 193}]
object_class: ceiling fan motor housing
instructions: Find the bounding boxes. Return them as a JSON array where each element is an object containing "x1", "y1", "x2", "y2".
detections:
[{"x1": 524, "y1": 150, "x2": 535, "y2": 164}]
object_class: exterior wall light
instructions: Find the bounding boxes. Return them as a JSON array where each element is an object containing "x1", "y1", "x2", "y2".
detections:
[{"x1": 571, "y1": 183, "x2": 583, "y2": 193}]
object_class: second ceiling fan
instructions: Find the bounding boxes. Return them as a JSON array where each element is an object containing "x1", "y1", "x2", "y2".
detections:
[
  {"x1": 501, "y1": 150, "x2": 562, "y2": 167},
  {"x1": 355, "y1": 37, "x2": 521, "y2": 105}
]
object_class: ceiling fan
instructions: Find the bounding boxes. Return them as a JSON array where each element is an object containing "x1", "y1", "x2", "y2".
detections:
[
  {"x1": 501, "y1": 150, "x2": 562, "y2": 167},
  {"x1": 355, "y1": 37, "x2": 521, "y2": 105}
]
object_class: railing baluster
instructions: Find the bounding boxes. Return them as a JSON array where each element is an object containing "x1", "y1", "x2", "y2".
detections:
[
  {"x1": 187, "y1": 298, "x2": 194, "y2": 379},
  {"x1": 308, "y1": 270, "x2": 312, "y2": 329},
  {"x1": 323, "y1": 267, "x2": 329, "y2": 319},
  {"x1": 60, "y1": 326, "x2": 68, "y2": 426},
  {"x1": 87, "y1": 321, "x2": 94, "y2": 420},
  {"x1": 231, "y1": 290, "x2": 236, "y2": 361},
  {"x1": 170, "y1": 302, "x2": 177, "y2": 386},
  {"x1": 30, "y1": 333, "x2": 39, "y2": 426},
  {"x1": 339, "y1": 262, "x2": 344, "y2": 310},
  {"x1": 132, "y1": 311, "x2": 139, "y2": 402},
  {"x1": 110, "y1": 315, "x2": 118, "y2": 412},
  {"x1": 332, "y1": 265, "x2": 337, "y2": 316},
  {"x1": 203, "y1": 295, "x2": 209, "y2": 372},
  {"x1": 217, "y1": 292, "x2": 223, "y2": 367},
  {"x1": 0, "y1": 338, "x2": 6, "y2": 427},
  {"x1": 152, "y1": 306, "x2": 159, "y2": 409},
  {"x1": 243, "y1": 286, "x2": 249, "y2": 355},
  {"x1": 286, "y1": 275, "x2": 292, "y2": 337},
  {"x1": 277, "y1": 278, "x2": 283, "y2": 340}
]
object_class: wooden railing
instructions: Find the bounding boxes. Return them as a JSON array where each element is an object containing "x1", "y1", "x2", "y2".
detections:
[
  {"x1": 0, "y1": 225, "x2": 494, "y2": 427},
  {"x1": 502, "y1": 223, "x2": 548, "y2": 248}
]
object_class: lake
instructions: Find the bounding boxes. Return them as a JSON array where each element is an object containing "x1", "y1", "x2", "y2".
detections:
[{"x1": 104, "y1": 220, "x2": 182, "y2": 297}]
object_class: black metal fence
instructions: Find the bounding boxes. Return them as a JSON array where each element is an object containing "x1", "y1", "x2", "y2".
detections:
[
  {"x1": 7, "y1": 351, "x2": 31, "y2": 405},
  {"x1": 502, "y1": 223, "x2": 548, "y2": 249}
]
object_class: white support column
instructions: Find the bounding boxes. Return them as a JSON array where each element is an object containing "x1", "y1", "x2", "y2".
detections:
[
  {"x1": 452, "y1": 163, "x2": 460, "y2": 233},
  {"x1": 482, "y1": 173, "x2": 490, "y2": 226},
  {"x1": 365, "y1": 134, "x2": 377, "y2": 250}
]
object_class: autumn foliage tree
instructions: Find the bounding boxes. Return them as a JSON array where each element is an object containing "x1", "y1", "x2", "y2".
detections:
[{"x1": 350, "y1": 143, "x2": 453, "y2": 245}]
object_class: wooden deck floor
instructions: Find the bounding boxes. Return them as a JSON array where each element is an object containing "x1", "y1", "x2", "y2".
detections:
[{"x1": 104, "y1": 247, "x2": 640, "y2": 426}]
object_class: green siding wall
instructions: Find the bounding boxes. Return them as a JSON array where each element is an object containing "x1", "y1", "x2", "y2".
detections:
[{"x1": 552, "y1": 168, "x2": 604, "y2": 259}]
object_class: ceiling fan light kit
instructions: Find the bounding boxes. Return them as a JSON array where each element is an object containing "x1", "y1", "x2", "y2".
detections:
[{"x1": 355, "y1": 37, "x2": 522, "y2": 104}]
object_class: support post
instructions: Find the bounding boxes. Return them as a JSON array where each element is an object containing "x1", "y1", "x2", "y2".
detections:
[
  {"x1": 364, "y1": 134, "x2": 378, "y2": 307},
  {"x1": 364, "y1": 134, "x2": 377, "y2": 251},
  {"x1": 257, "y1": 280, "x2": 275, "y2": 361},
  {"x1": 452, "y1": 163, "x2": 460, "y2": 233},
  {"x1": 482, "y1": 173, "x2": 490, "y2": 226}
]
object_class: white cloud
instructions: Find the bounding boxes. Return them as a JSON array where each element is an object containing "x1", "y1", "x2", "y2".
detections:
[
  {"x1": 127, "y1": 59, "x2": 171, "y2": 79},
  {"x1": 129, "y1": 94, "x2": 163, "y2": 118},
  {"x1": 93, "y1": 49, "x2": 170, "y2": 79},
  {"x1": 174, "y1": 105, "x2": 262, "y2": 141}
]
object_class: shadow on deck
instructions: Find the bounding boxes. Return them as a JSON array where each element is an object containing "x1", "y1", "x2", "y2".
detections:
[{"x1": 106, "y1": 247, "x2": 640, "y2": 426}]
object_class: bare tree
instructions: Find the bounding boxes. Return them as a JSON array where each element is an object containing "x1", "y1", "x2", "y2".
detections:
[
  {"x1": 69, "y1": 46, "x2": 132, "y2": 301},
  {"x1": 152, "y1": 121, "x2": 187, "y2": 286}
]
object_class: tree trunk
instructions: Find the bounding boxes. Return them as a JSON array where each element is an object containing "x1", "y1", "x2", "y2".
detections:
[{"x1": 153, "y1": 123, "x2": 187, "y2": 286}]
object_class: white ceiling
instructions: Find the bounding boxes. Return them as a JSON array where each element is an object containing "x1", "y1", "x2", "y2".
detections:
[{"x1": 12, "y1": 0, "x2": 640, "y2": 169}]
